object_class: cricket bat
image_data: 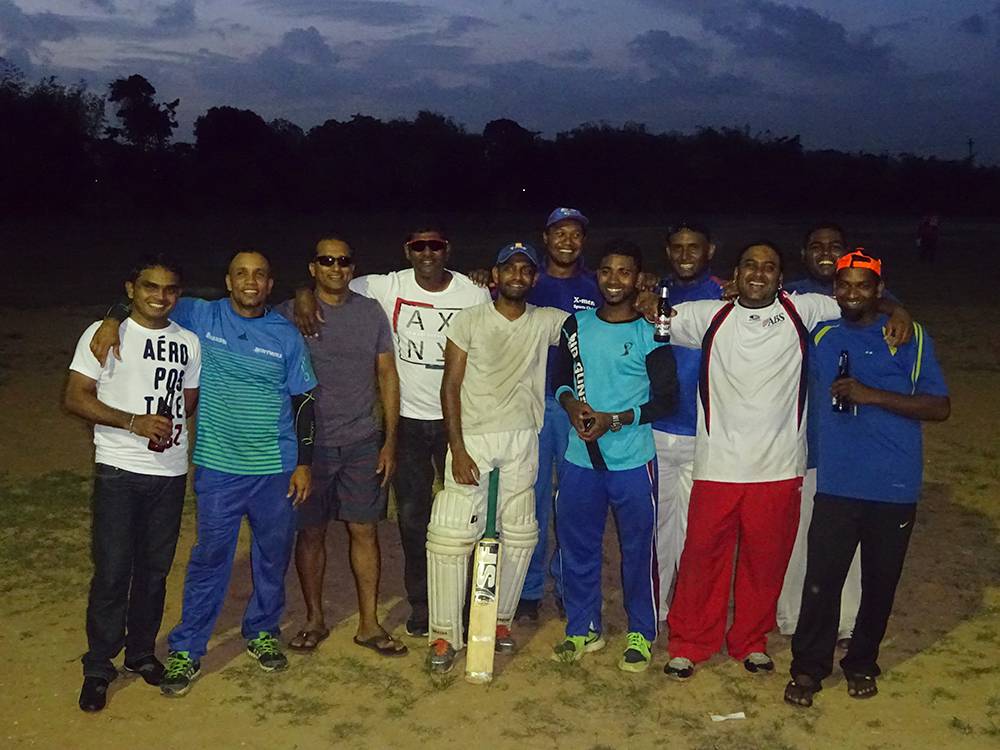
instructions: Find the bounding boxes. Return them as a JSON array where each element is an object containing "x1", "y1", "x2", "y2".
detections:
[{"x1": 465, "y1": 468, "x2": 501, "y2": 684}]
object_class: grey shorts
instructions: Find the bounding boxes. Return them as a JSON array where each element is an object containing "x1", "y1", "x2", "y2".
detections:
[{"x1": 297, "y1": 435, "x2": 388, "y2": 527}]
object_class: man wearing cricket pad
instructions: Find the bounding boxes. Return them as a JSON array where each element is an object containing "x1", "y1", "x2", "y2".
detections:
[
  {"x1": 427, "y1": 242, "x2": 568, "y2": 673},
  {"x1": 552, "y1": 240, "x2": 679, "y2": 672},
  {"x1": 91, "y1": 250, "x2": 318, "y2": 696}
]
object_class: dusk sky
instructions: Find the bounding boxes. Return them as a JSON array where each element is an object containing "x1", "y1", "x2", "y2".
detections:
[{"x1": 4, "y1": 0, "x2": 1000, "y2": 162}]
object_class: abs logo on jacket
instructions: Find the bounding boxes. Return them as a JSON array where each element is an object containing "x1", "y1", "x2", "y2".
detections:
[{"x1": 762, "y1": 312, "x2": 786, "y2": 328}]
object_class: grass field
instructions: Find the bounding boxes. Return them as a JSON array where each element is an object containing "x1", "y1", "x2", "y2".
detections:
[{"x1": 1, "y1": 214, "x2": 998, "y2": 749}]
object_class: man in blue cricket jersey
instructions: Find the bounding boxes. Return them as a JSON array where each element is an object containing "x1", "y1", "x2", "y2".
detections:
[
  {"x1": 517, "y1": 207, "x2": 601, "y2": 622},
  {"x1": 650, "y1": 221, "x2": 725, "y2": 620},
  {"x1": 91, "y1": 250, "x2": 318, "y2": 697},
  {"x1": 784, "y1": 250, "x2": 949, "y2": 707},
  {"x1": 551, "y1": 240, "x2": 678, "y2": 672}
]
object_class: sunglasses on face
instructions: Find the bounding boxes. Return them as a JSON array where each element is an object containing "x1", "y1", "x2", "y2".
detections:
[
  {"x1": 405, "y1": 239, "x2": 448, "y2": 253},
  {"x1": 314, "y1": 255, "x2": 354, "y2": 267}
]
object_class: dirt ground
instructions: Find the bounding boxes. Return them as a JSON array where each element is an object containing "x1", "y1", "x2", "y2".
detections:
[{"x1": 1, "y1": 216, "x2": 998, "y2": 749}]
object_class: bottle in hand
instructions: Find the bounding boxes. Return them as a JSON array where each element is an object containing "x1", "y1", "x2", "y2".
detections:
[
  {"x1": 654, "y1": 286, "x2": 672, "y2": 343},
  {"x1": 148, "y1": 388, "x2": 176, "y2": 452},
  {"x1": 832, "y1": 350, "x2": 851, "y2": 413}
]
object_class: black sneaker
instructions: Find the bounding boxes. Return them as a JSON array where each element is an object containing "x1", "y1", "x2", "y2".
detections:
[
  {"x1": 405, "y1": 616, "x2": 429, "y2": 638},
  {"x1": 514, "y1": 598, "x2": 540, "y2": 623},
  {"x1": 79, "y1": 676, "x2": 111, "y2": 712},
  {"x1": 743, "y1": 651, "x2": 775, "y2": 675},
  {"x1": 247, "y1": 632, "x2": 288, "y2": 672},
  {"x1": 160, "y1": 651, "x2": 201, "y2": 697},
  {"x1": 664, "y1": 656, "x2": 695, "y2": 681},
  {"x1": 124, "y1": 655, "x2": 166, "y2": 686}
]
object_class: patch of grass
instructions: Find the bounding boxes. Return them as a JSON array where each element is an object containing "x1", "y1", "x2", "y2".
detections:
[
  {"x1": 866, "y1": 719, "x2": 883, "y2": 729},
  {"x1": 330, "y1": 721, "x2": 367, "y2": 741},
  {"x1": 930, "y1": 686, "x2": 958, "y2": 702},
  {"x1": 219, "y1": 662, "x2": 336, "y2": 725},
  {"x1": 949, "y1": 717, "x2": 975, "y2": 735}
]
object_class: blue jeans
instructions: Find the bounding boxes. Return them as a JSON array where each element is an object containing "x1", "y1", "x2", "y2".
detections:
[
  {"x1": 83, "y1": 464, "x2": 186, "y2": 680},
  {"x1": 167, "y1": 467, "x2": 296, "y2": 659},
  {"x1": 521, "y1": 396, "x2": 570, "y2": 601}
]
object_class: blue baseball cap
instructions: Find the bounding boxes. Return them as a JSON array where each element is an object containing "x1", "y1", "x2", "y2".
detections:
[
  {"x1": 545, "y1": 207, "x2": 589, "y2": 229},
  {"x1": 495, "y1": 241, "x2": 541, "y2": 267}
]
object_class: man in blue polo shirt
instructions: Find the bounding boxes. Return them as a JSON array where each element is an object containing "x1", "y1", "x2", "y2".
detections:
[
  {"x1": 517, "y1": 207, "x2": 600, "y2": 622},
  {"x1": 92, "y1": 250, "x2": 318, "y2": 697},
  {"x1": 784, "y1": 250, "x2": 949, "y2": 708},
  {"x1": 650, "y1": 221, "x2": 725, "y2": 619},
  {"x1": 551, "y1": 240, "x2": 678, "y2": 672}
]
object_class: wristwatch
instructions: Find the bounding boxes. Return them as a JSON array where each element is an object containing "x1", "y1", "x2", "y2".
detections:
[{"x1": 609, "y1": 413, "x2": 623, "y2": 432}]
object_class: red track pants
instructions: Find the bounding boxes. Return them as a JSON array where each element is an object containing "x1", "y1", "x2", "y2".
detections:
[{"x1": 666, "y1": 478, "x2": 802, "y2": 663}]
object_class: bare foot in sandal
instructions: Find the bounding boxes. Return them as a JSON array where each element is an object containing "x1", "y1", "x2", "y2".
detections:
[
  {"x1": 845, "y1": 672, "x2": 878, "y2": 699},
  {"x1": 288, "y1": 626, "x2": 330, "y2": 652},
  {"x1": 784, "y1": 674, "x2": 822, "y2": 707}
]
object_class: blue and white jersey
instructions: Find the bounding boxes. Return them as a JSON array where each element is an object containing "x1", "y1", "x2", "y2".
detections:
[{"x1": 171, "y1": 297, "x2": 317, "y2": 475}]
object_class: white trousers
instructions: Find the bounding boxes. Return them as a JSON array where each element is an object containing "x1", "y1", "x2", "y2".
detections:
[{"x1": 653, "y1": 431, "x2": 696, "y2": 617}]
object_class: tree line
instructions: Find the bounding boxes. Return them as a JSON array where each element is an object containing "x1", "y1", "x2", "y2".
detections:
[{"x1": 2, "y1": 67, "x2": 998, "y2": 218}]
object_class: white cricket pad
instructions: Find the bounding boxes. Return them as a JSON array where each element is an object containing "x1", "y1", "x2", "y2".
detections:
[
  {"x1": 495, "y1": 486, "x2": 538, "y2": 623},
  {"x1": 426, "y1": 488, "x2": 481, "y2": 650}
]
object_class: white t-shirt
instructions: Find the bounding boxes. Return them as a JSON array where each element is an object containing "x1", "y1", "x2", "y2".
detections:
[
  {"x1": 446, "y1": 302, "x2": 568, "y2": 435},
  {"x1": 669, "y1": 292, "x2": 840, "y2": 483},
  {"x1": 69, "y1": 318, "x2": 202, "y2": 477},
  {"x1": 350, "y1": 269, "x2": 491, "y2": 420}
]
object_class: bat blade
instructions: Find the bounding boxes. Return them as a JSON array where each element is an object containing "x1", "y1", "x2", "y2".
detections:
[{"x1": 465, "y1": 468, "x2": 501, "y2": 685}]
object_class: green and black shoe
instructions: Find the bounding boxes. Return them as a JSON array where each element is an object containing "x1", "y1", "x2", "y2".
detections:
[
  {"x1": 160, "y1": 651, "x2": 201, "y2": 697},
  {"x1": 247, "y1": 632, "x2": 288, "y2": 672}
]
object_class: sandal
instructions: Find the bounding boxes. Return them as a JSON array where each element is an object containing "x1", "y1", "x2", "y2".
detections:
[
  {"x1": 288, "y1": 627, "x2": 330, "y2": 652},
  {"x1": 784, "y1": 675, "x2": 822, "y2": 708},
  {"x1": 845, "y1": 672, "x2": 878, "y2": 699},
  {"x1": 354, "y1": 631, "x2": 408, "y2": 657}
]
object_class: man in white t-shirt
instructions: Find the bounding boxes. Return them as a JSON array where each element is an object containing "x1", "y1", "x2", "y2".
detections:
[
  {"x1": 65, "y1": 255, "x2": 201, "y2": 712},
  {"x1": 292, "y1": 225, "x2": 489, "y2": 636},
  {"x1": 426, "y1": 242, "x2": 568, "y2": 673},
  {"x1": 660, "y1": 242, "x2": 910, "y2": 681}
]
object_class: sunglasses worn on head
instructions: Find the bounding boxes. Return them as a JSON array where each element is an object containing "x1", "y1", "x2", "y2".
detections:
[
  {"x1": 314, "y1": 255, "x2": 354, "y2": 267},
  {"x1": 406, "y1": 239, "x2": 448, "y2": 252}
]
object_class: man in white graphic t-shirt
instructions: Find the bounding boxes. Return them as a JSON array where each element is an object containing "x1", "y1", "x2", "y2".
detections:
[
  {"x1": 65, "y1": 254, "x2": 201, "y2": 712},
  {"x1": 657, "y1": 241, "x2": 911, "y2": 682},
  {"x1": 293, "y1": 224, "x2": 489, "y2": 636}
]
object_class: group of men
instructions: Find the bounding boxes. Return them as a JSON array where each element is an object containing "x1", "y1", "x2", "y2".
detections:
[{"x1": 68, "y1": 207, "x2": 948, "y2": 713}]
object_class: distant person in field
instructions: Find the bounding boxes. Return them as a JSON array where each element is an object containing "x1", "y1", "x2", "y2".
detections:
[
  {"x1": 293, "y1": 225, "x2": 489, "y2": 638},
  {"x1": 784, "y1": 250, "x2": 949, "y2": 708},
  {"x1": 917, "y1": 212, "x2": 940, "y2": 262},
  {"x1": 646, "y1": 242, "x2": 913, "y2": 682},
  {"x1": 426, "y1": 242, "x2": 567, "y2": 673},
  {"x1": 67, "y1": 254, "x2": 201, "y2": 712},
  {"x1": 650, "y1": 221, "x2": 725, "y2": 621},
  {"x1": 276, "y1": 237, "x2": 405, "y2": 656},
  {"x1": 551, "y1": 241, "x2": 677, "y2": 672},
  {"x1": 91, "y1": 250, "x2": 318, "y2": 698}
]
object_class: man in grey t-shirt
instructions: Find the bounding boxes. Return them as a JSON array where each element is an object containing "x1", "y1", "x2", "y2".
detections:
[{"x1": 278, "y1": 237, "x2": 406, "y2": 656}]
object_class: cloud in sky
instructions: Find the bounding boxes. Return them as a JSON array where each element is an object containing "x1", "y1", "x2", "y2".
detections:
[{"x1": 2, "y1": 0, "x2": 999, "y2": 162}]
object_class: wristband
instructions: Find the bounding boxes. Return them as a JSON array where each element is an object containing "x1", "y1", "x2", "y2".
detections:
[{"x1": 128, "y1": 414, "x2": 136, "y2": 433}]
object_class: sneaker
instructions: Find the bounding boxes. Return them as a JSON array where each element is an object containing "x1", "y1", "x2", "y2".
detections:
[
  {"x1": 79, "y1": 676, "x2": 111, "y2": 712},
  {"x1": 405, "y1": 616, "x2": 429, "y2": 638},
  {"x1": 743, "y1": 651, "x2": 774, "y2": 675},
  {"x1": 618, "y1": 632, "x2": 652, "y2": 673},
  {"x1": 427, "y1": 638, "x2": 456, "y2": 674},
  {"x1": 246, "y1": 632, "x2": 288, "y2": 672},
  {"x1": 664, "y1": 656, "x2": 695, "y2": 681},
  {"x1": 514, "y1": 598, "x2": 540, "y2": 623},
  {"x1": 123, "y1": 654, "x2": 166, "y2": 686},
  {"x1": 160, "y1": 651, "x2": 201, "y2": 697},
  {"x1": 551, "y1": 630, "x2": 606, "y2": 663},
  {"x1": 495, "y1": 624, "x2": 516, "y2": 654}
]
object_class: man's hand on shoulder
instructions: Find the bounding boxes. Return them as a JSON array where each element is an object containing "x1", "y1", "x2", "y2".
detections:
[
  {"x1": 883, "y1": 306, "x2": 913, "y2": 348},
  {"x1": 293, "y1": 288, "x2": 323, "y2": 338},
  {"x1": 466, "y1": 268, "x2": 493, "y2": 289},
  {"x1": 90, "y1": 319, "x2": 123, "y2": 366}
]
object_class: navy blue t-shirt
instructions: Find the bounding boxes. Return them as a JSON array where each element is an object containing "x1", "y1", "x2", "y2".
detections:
[
  {"x1": 527, "y1": 265, "x2": 600, "y2": 395},
  {"x1": 810, "y1": 315, "x2": 947, "y2": 503},
  {"x1": 651, "y1": 272, "x2": 725, "y2": 437}
]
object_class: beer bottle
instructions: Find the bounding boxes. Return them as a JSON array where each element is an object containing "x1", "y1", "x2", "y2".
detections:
[
  {"x1": 654, "y1": 286, "x2": 672, "y2": 343},
  {"x1": 832, "y1": 350, "x2": 851, "y2": 413},
  {"x1": 148, "y1": 387, "x2": 176, "y2": 452}
]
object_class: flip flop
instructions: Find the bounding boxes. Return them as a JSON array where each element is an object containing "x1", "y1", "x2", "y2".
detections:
[
  {"x1": 288, "y1": 628, "x2": 330, "y2": 652},
  {"x1": 353, "y1": 632, "x2": 409, "y2": 657},
  {"x1": 784, "y1": 676, "x2": 822, "y2": 708},
  {"x1": 845, "y1": 672, "x2": 878, "y2": 699}
]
